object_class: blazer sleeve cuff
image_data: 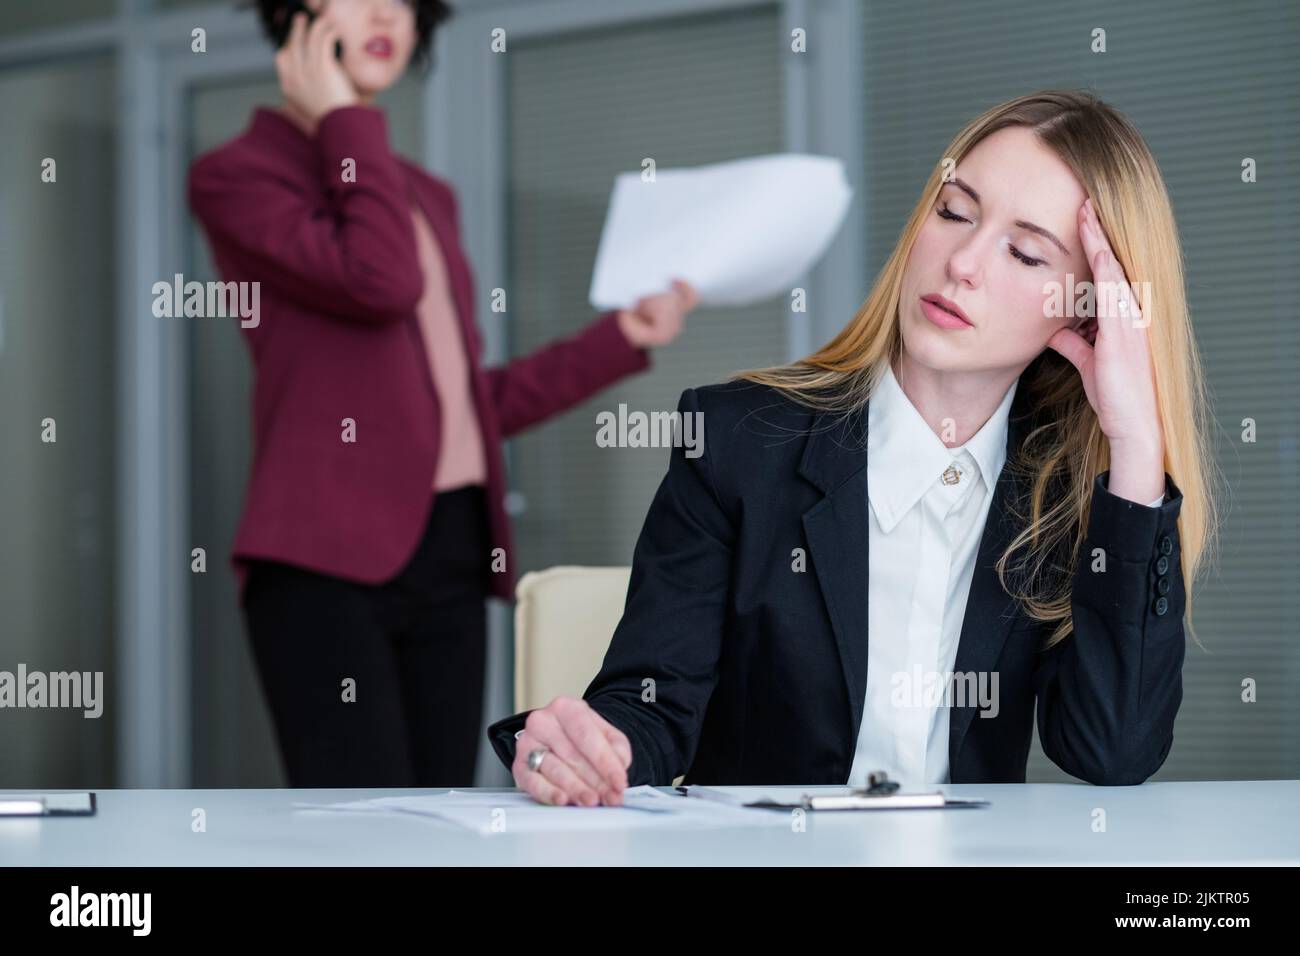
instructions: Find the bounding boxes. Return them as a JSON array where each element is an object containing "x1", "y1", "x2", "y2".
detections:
[
  {"x1": 587, "y1": 309, "x2": 652, "y2": 381},
  {"x1": 1075, "y1": 469, "x2": 1184, "y2": 625},
  {"x1": 1085, "y1": 470, "x2": 1183, "y2": 564},
  {"x1": 486, "y1": 711, "x2": 532, "y2": 771},
  {"x1": 315, "y1": 105, "x2": 400, "y2": 183}
]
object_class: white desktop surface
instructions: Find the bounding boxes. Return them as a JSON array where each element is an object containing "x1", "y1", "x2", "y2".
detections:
[{"x1": 2, "y1": 780, "x2": 1297, "y2": 866}]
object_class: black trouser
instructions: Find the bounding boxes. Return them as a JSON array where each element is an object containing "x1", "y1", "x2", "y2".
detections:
[{"x1": 242, "y1": 486, "x2": 491, "y2": 788}]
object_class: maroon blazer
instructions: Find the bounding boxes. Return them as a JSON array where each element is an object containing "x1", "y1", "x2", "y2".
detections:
[{"x1": 188, "y1": 105, "x2": 650, "y2": 601}]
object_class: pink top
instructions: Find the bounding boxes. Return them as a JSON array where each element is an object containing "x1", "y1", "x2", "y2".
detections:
[{"x1": 410, "y1": 205, "x2": 488, "y2": 491}]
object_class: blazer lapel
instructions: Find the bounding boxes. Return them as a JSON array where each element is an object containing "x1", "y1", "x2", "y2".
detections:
[{"x1": 798, "y1": 407, "x2": 871, "y2": 744}]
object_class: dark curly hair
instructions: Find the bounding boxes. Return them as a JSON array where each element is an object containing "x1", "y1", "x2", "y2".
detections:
[{"x1": 247, "y1": 0, "x2": 454, "y2": 73}]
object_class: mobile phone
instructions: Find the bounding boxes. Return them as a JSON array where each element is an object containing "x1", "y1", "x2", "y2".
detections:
[{"x1": 272, "y1": 0, "x2": 344, "y2": 60}]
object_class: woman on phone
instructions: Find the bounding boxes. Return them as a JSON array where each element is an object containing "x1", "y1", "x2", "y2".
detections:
[
  {"x1": 488, "y1": 89, "x2": 1218, "y2": 805},
  {"x1": 188, "y1": 0, "x2": 698, "y2": 787}
]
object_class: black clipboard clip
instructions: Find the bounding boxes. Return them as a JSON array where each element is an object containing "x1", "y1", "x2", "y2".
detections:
[{"x1": 855, "y1": 771, "x2": 901, "y2": 796}]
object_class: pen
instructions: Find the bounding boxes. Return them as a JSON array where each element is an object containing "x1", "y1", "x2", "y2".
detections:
[{"x1": 674, "y1": 785, "x2": 746, "y2": 806}]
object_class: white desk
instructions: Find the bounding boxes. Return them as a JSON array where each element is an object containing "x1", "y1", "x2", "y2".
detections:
[{"x1": 3, "y1": 780, "x2": 1297, "y2": 865}]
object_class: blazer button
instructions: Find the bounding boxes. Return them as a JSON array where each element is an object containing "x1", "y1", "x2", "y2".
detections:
[
  {"x1": 1155, "y1": 555, "x2": 1170, "y2": 575},
  {"x1": 1159, "y1": 534, "x2": 1173, "y2": 556},
  {"x1": 1153, "y1": 596, "x2": 1169, "y2": 616},
  {"x1": 1156, "y1": 575, "x2": 1172, "y2": 595}
]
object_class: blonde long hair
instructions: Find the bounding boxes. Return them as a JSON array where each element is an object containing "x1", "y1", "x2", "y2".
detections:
[{"x1": 738, "y1": 89, "x2": 1218, "y2": 648}]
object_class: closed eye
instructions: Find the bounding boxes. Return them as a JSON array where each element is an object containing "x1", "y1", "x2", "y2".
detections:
[{"x1": 936, "y1": 202, "x2": 1047, "y2": 268}]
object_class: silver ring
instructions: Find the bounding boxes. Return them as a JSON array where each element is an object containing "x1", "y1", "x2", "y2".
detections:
[{"x1": 527, "y1": 747, "x2": 549, "y2": 773}]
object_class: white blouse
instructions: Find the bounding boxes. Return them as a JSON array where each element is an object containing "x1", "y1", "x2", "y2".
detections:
[{"x1": 847, "y1": 363, "x2": 1163, "y2": 787}]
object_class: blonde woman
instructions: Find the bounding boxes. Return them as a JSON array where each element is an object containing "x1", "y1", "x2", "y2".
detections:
[{"x1": 487, "y1": 90, "x2": 1218, "y2": 805}]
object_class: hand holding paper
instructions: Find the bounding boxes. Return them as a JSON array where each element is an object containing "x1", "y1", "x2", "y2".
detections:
[{"x1": 615, "y1": 278, "x2": 699, "y2": 347}]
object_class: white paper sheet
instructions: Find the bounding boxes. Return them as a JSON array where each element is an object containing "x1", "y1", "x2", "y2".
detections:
[
  {"x1": 293, "y1": 786, "x2": 789, "y2": 834},
  {"x1": 588, "y1": 153, "x2": 852, "y2": 310}
]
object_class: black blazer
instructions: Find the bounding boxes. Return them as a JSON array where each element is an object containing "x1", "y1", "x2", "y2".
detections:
[{"x1": 488, "y1": 374, "x2": 1186, "y2": 786}]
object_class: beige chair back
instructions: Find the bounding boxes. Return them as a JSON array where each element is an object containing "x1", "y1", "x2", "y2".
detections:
[{"x1": 513, "y1": 566, "x2": 632, "y2": 712}]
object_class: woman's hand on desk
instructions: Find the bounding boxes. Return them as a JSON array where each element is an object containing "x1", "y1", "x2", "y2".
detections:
[
  {"x1": 512, "y1": 697, "x2": 633, "y2": 806},
  {"x1": 616, "y1": 279, "x2": 699, "y2": 348}
]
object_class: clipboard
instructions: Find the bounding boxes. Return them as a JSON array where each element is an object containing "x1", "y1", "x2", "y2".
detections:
[
  {"x1": 678, "y1": 785, "x2": 987, "y2": 811},
  {"x1": 0, "y1": 793, "x2": 97, "y2": 817},
  {"x1": 746, "y1": 791, "x2": 988, "y2": 811},
  {"x1": 677, "y1": 771, "x2": 989, "y2": 811}
]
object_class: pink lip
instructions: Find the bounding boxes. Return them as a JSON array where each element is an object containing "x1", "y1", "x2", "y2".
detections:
[
  {"x1": 364, "y1": 36, "x2": 393, "y2": 58},
  {"x1": 920, "y1": 294, "x2": 973, "y2": 328}
]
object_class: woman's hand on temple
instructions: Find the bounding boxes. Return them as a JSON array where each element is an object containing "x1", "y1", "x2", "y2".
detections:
[
  {"x1": 275, "y1": 12, "x2": 357, "y2": 127},
  {"x1": 616, "y1": 279, "x2": 699, "y2": 349},
  {"x1": 1047, "y1": 197, "x2": 1165, "y2": 502},
  {"x1": 512, "y1": 696, "x2": 633, "y2": 806}
]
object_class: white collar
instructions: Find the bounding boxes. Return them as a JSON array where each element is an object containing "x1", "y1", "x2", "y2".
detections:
[{"x1": 866, "y1": 361, "x2": 1018, "y2": 532}]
